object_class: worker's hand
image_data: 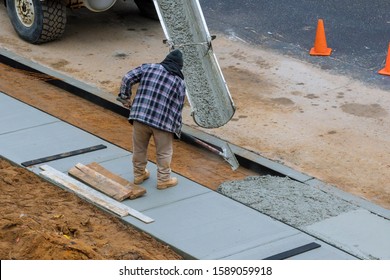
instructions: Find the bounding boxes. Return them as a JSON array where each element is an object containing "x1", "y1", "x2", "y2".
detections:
[
  {"x1": 123, "y1": 101, "x2": 132, "y2": 109},
  {"x1": 121, "y1": 99, "x2": 132, "y2": 109},
  {"x1": 116, "y1": 96, "x2": 132, "y2": 109}
]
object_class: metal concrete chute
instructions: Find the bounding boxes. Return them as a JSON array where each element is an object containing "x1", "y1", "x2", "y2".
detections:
[{"x1": 153, "y1": 0, "x2": 236, "y2": 129}]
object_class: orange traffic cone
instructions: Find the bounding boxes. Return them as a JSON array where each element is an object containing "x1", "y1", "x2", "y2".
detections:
[
  {"x1": 378, "y1": 43, "x2": 390, "y2": 76},
  {"x1": 310, "y1": 19, "x2": 332, "y2": 56}
]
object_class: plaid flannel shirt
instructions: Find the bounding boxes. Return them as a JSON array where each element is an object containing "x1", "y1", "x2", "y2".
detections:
[{"x1": 119, "y1": 63, "x2": 186, "y2": 136}]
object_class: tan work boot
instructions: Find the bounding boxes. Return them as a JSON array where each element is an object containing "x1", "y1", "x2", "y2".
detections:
[
  {"x1": 134, "y1": 169, "x2": 150, "y2": 184},
  {"x1": 157, "y1": 177, "x2": 178, "y2": 190}
]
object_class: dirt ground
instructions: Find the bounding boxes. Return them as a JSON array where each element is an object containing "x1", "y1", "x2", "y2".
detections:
[
  {"x1": 1, "y1": 2, "x2": 390, "y2": 260},
  {"x1": 0, "y1": 157, "x2": 182, "y2": 260}
]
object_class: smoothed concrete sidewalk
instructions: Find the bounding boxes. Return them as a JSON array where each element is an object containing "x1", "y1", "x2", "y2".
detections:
[{"x1": 2, "y1": 91, "x2": 389, "y2": 259}]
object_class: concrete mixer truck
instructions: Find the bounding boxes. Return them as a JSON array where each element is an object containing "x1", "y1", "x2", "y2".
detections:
[{"x1": 3, "y1": 0, "x2": 157, "y2": 44}]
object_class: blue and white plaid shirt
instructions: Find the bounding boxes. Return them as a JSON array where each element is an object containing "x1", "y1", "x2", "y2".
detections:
[{"x1": 119, "y1": 63, "x2": 186, "y2": 136}]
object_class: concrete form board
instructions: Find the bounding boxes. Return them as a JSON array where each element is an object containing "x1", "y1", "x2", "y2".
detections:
[
  {"x1": 306, "y1": 209, "x2": 390, "y2": 260},
  {"x1": 232, "y1": 145, "x2": 312, "y2": 182},
  {"x1": 182, "y1": 125, "x2": 313, "y2": 182}
]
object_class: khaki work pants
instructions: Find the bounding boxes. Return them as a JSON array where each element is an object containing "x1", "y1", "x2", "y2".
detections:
[{"x1": 132, "y1": 121, "x2": 173, "y2": 184}]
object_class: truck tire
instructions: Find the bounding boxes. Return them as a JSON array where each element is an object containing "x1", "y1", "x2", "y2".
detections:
[
  {"x1": 6, "y1": 0, "x2": 66, "y2": 44},
  {"x1": 134, "y1": 0, "x2": 158, "y2": 20}
]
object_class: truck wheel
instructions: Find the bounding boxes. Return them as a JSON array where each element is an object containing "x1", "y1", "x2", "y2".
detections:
[
  {"x1": 134, "y1": 0, "x2": 158, "y2": 20},
  {"x1": 6, "y1": 0, "x2": 66, "y2": 44}
]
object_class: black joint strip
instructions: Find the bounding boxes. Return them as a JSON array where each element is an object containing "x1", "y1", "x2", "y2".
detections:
[
  {"x1": 263, "y1": 242, "x2": 321, "y2": 260},
  {"x1": 21, "y1": 144, "x2": 107, "y2": 167}
]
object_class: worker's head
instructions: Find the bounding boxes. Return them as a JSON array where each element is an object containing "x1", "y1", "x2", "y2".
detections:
[
  {"x1": 165, "y1": 49, "x2": 183, "y2": 69},
  {"x1": 160, "y1": 49, "x2": 184, "y2": 79}
]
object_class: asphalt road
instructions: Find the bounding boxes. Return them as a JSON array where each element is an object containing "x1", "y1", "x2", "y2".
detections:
[{"x1": 199, "y1": 0, "x2": 390, "y2": 88}]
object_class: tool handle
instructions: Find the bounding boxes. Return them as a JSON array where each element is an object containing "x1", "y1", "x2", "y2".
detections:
[{"x1": 187, "y1": 135, "x2": 221, "y2": 155}]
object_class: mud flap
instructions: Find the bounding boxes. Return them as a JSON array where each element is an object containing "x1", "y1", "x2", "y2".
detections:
[{"x1": 153, "y1": 0, "x2": 235, "y2": 128}]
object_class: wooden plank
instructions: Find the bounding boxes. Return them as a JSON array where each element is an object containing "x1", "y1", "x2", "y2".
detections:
[
  {"x1": 68, "y1": 163, "x2": 145, "y2": 201},
  {"x1": 68, "y1": 166, "x2": 125, "y2": 200},
  {"x1": 39, "y1": 165, "x2": 154, "y2": 223},
  {"x1": 86, "y1": 162, "x2": 146, "y2": 199},
  {"x1": 40, "y1": 170, "x2": 128, "y2": 217}
]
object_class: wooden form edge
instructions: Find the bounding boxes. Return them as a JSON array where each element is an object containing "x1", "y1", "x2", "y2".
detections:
[{"x1": 39, "y1": 165, "x2": 154, "y2": 224}]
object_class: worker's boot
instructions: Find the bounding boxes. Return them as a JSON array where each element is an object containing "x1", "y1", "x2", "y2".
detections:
[
  {"x1": 157, "y1": 177, "x2": 178, "y2": 190},
  {"x1": 134, "y1": 169, "x2": 150, "y2": 184}
]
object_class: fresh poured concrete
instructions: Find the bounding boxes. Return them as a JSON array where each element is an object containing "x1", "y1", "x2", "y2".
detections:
[
  {"x1": 155, "y1": 0, "x2": 235, "y2": 128},
  {"x1": 218, "y1": 176, "x2": 390, "y2": 259},
  {"x1": 218, "y1": 175, "x2": 359, "y2": 227}
]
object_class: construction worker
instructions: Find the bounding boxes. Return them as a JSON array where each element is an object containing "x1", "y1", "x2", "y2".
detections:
[{"x1": 118, "y1": 49, "x2": 186, "y2": 190}]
